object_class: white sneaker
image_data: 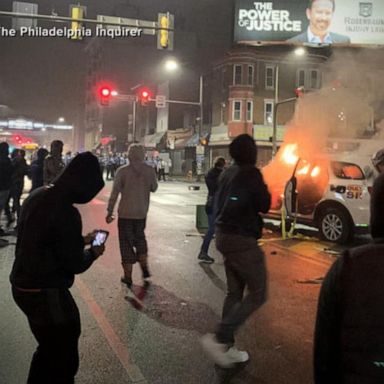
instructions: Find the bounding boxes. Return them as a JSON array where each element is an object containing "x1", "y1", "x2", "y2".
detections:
[
  {"x1": 201, "y1": 334, "x2": 249, "y2": 368},
  {"x1": 225, "y1": 346, "x2": 249, "y2": 365}
]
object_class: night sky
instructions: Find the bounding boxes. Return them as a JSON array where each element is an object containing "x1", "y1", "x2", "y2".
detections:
[{"x1": 0, "y1": 0, "x2": 234, "y2": 127}]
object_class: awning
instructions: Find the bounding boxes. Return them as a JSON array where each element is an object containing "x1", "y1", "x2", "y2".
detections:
[
  {"x1": 253, "y1": 125, "x2": 285, "y2": 142},
  {"x1": 143, "y1": 131, "x2": 166, "y2": 148},
  {"x1": 186, "y1": 133, "x2": 199, "y2": 147},
  {"x1": 209, "y1": 125, "x2": 230, "y2": 146},
  {"x1": 167, "y1": 128, "x2": 193, "y2": 150}
]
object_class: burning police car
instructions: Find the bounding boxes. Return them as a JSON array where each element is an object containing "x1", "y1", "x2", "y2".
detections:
[{"x1": 262, "y1": 139, "x2": 383, "y2": 244}]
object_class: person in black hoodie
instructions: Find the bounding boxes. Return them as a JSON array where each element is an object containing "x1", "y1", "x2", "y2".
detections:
[
  {"x1": 201, "y1": 134, "x2": 271, "y2": 368},
  {"x1": 197, "y1": 156, "x2": 226, "y2": 263},
  {"x1": 314, "y1": 171, "x2": 384, "y2": 384},
  {"x1": 0, "y1": 142, "x2": 13, "y2": 235},
  {"x1": 30, "y1": 147, "x2": 49, "y2": 191},
  {"x1": 10, "y1": 152, "x2": 105, "y2": 384},
  {"x1": 4, "y1": 148, "x2": 29, "y2": 228}
]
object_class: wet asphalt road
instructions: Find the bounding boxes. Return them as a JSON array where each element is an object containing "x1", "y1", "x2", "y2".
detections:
[{"x1": 0, "y1": 180, "x2": 357, "y2": 384}]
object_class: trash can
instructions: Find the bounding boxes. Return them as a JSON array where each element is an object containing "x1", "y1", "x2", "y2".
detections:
[{"x1": 196, "y1": 204, "x2": 208, "y2": 233}]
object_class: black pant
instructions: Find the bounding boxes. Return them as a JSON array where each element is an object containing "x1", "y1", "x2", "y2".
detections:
[
  {"x1": 158, "y1": 169, "x2": 166, "y2": 181},
  {"x1": 215, "y1": 232, "x2": 267, "y2": 345},
  {"x1": 118, "y1": 218, "x2": 147, "y2": 264},
  {"x1": 12, "y1": 287, "x2": 81, "y2": 384}
]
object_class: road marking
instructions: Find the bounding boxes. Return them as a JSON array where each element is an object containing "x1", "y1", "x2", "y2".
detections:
[{"x1": 75, "y1": 277, "x2": 147, "y2": 383}]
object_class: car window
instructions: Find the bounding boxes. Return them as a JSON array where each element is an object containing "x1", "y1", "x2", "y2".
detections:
[{"x1": 331, "y1": 161, "x2": 365, "y2": 180}]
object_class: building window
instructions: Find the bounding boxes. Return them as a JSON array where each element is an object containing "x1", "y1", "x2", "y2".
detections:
[
  {"x1": 265, "y1": 65, "x2": 275, "y2": 90},
  {"x1": 297, "y1": 69, "x2": 306, "y2": 88},
  {"x1": 233, "y1": 64, "x2": 242, "y2": 85},
  {"x1": 264, "y1": 100, "x2": 274, "y2": 125},
  {"x1": 309, "y1": 69, "x2": 321, "y2": 89},
  {"x1": 296, "y1": 68, "x2": 322, "y2": 90},
  {"x1": 247, "y1": 65, "x2": 254, "y2": 86},
  {"x1": 232, "y1": 100, "x2": 242, "y2": 121},
  {"x1": 246, "y1": 101, "x2": 253, "y2": 122}
]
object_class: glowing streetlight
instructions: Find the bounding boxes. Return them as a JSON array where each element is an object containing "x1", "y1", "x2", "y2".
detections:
[
  {"x1": 58, "y1": 117, "x2": 65, "y2": 123},
  {"x1": 162, "y1": 58, "x2": 203, "y2": 137},
  {"x1": 164, "y1": 58, "x2": 179, "y2": 72},
  {"x1": 294, "y1": 47, "x2": 306, "y2": 56}
]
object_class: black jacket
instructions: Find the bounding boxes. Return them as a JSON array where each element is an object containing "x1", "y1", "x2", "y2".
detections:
[
  {"x1": 205, "y1": 166, "x2": 223, "y2": 196},
  {"x1": 215, "y1": 164, "x2": 271, "y2": 238},
  {"x1": 10, "y1": 152, "x2": 104, "y2": 289},
  {"x1": 314, "y1": 241, "x2": 384, "y2": 383},
  {"x1": 0, "y1": 153, "x2": 12, "y2": 192}
]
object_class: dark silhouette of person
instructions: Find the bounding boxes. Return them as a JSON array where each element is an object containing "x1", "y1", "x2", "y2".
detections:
[
  {"x1": 197, "y1": 156, "x2": 226, "y2": 263},
  {"x1": 0, "y1": 142, "x2": 13, "y2": 235},
  {"x1": 43, "y1": 140, "x2": 65, "y2": 185},
  {"x1": 201, "y1": 134, "x2": 271, "y2": 368},
  {"x1": 10, "y1": 152, "x2": 105, "y2": 384},
  {"x1": 30, "y1": 147, "x2": 49, "y2": 191},
  {"x1": 5, "y1": 148, "x2": 29, "y2": 227},
  {"x1": 314, "y1": 171, "x2": 384, "y2": 383},
  {"x1": 287, "y1": 0, "x2": 350, "y2": 44}
]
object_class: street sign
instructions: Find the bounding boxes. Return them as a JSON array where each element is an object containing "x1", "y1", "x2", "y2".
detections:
[
  {"x1": 97, "y1": 15, "x2": 156, "y2": 35},
  {"x1": 12, "y1": 1, "x2": 38, "y2": 29},
  {"x1": 196, "y1": 145, "x2": 205, "y2": 155},
  {"x1": 155, "y1": 95, "x2": 167, "y2": 108},
  {"x1": 116, "y1": 94, "x2": 137, "y2": 102}
]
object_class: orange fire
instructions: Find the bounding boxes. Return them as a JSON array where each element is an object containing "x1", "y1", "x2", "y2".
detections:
[
  {"x1": 311, "y1": 166, "x2": 321, "y2": 177},
  {"x1": 262, "y1": 141, "x2": 329, "y2": 212},
  {"x1": 280, "y1": 143, "x2": 299, "y2": 165}
]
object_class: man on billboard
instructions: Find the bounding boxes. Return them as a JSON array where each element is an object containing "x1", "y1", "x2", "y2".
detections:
[{"x1": 287, "y1": 0, "x2": 350, "y2": 44}]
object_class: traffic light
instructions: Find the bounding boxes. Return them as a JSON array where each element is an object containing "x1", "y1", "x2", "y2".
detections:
[
  {"x1": 138, "y1": 88, "x2": 152, "y2": 106},
  {"x1": 157, "y1": 13, "x2": 174, "y2": 50},
  {"x1": 69, "y1": 4, "x2": 86, "y2": 40},
  {"x1": 200, "y1": 137, "x2": 208, "y2": 146},
  {"x1": 295, "y1": 86, "x2": 305, "y2": 98},
  {"x1": 98, "y1": 86, "x2": 111, "y2": 106}
]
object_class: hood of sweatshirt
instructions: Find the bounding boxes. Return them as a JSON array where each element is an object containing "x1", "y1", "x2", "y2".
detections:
[{"x1": 53, "y1": 151, "x2": 104, "y2": 204}]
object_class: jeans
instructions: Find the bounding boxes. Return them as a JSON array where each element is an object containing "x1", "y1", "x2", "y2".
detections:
[
  {"x1": 215, "y1": 232, "x2": 267, "y2": 345},
  {"x1": 201, "y1": 213, "x2": 215, "y2": 254},
  {"x1": 12, "y1": 287, "x2": 81, "y2": 384}
]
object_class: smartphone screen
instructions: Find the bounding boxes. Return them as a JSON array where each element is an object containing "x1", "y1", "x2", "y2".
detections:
[{"x1": 92, "y1": 230, "x2": 109, "y2": 247}]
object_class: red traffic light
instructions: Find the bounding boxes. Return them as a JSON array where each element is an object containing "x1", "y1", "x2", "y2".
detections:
[
  {"x1": 138, "y1": 88, "x2": 152, "y2": 106},
  {"x1": 100, "y1": 87, "x2": 111, "y2": 97},
  {"x1": 97, "y1": 84, "x2": 116, "y2": 106}
]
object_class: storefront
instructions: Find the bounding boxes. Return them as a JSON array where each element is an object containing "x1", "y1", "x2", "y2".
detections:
[{"x1": 167, "y1": 129, "x2": 193, "y2": 175}]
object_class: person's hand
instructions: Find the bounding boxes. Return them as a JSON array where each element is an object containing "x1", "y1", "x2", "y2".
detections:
[
  {"x1": 91, "y1": 244, "x2": 105, "y2": 259},
  {"x1": 106, "y1": 214, "x2": 115, "y2": 224},
  {"x1": 83, "y1": 230, "x2": 98, "y2": 245}
]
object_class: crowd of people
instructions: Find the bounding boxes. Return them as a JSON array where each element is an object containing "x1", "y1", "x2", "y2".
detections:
[{"x1": 3, "y1": 135, "x2": 384, "y2": 383}]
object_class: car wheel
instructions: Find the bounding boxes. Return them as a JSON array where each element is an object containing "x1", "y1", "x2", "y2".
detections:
[{"x1": 318, "y1": 207, "x2": 353, "y2": 244}]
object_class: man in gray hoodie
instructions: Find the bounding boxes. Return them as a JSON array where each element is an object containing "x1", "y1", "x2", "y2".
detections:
[{"x1": 106, "y1": 144, "x2": 158, "y2": 288}]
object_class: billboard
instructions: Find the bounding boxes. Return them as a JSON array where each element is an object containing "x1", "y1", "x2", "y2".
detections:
[{"x1": 234, "y1": 0, "x2": 384, "y2": 45}]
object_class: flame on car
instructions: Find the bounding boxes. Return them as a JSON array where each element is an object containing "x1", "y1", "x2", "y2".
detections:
[
  {"x1": 262, "y1": 142, "x2": 328, "y2": 211},
  {"x1": 280, "y1": 143, "x2": 299, "y2": 165}
]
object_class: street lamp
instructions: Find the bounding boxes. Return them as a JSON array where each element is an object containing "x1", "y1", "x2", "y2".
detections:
[
  {"x1": 163, "y1": 58, "x2": 204, "y2": 138},
  {"x1": 271, "y1": 48, "x2": 327, "y2": 158},
  {"x1": 58, "y1": 117, "x2": 65, "y2": 123}
]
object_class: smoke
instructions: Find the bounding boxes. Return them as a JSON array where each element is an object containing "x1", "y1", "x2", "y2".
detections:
[{"x1": 262, "y1": 48, "x2": 384, "y2": 209}]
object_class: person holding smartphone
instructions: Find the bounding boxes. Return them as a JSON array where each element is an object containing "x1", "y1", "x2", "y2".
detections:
[{"x1": 10, "y1": 152, "x2": 105, "y2": 384}]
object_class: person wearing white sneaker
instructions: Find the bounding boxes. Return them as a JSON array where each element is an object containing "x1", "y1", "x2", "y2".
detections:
[
  {"x1": 201, "y1": 333, "x2": 249, "y2": 368},
  {"x1": 201, "y1": 135, "x2": 271, "y2": 368}
]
